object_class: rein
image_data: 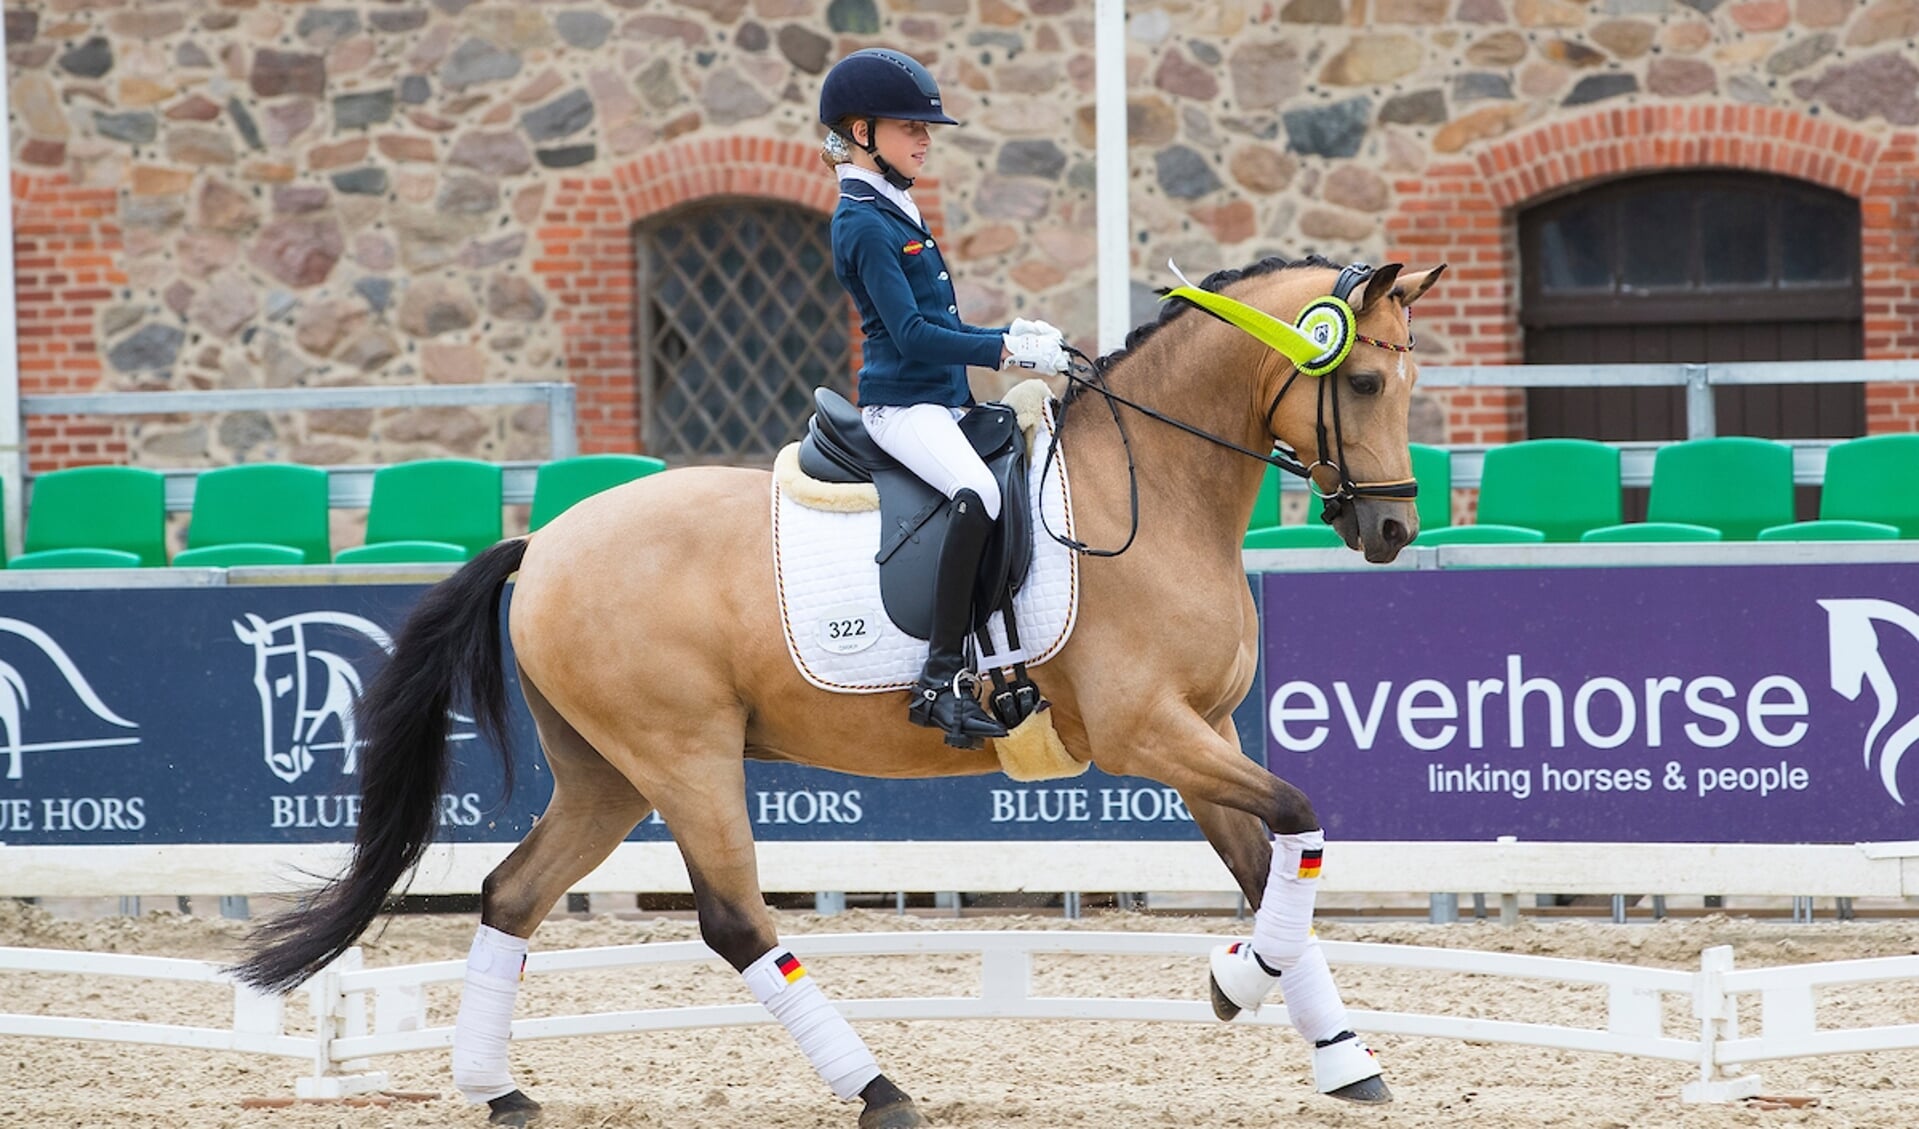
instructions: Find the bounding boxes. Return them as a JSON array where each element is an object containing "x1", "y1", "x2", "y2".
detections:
[{"x1": 1038, "y1": 298, "x2": 1417, "y2": 559}]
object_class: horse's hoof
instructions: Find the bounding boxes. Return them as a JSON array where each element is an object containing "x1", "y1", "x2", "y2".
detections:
[
  {"x1": 1206, "y1": 971, "x2": 1242, "y2": 1022},
  {"x1": 1325, "y1": 1075, "x2": 1394, "y2": 1104},
  {"x1": 859, "y1": 1075, "x2": 928, "y2": 1128},
  {"x1": 487, "y1": 1089, "x2": 543, "y2": 1127},
  {"x1": 859, "y1": 1099, "x2": 928, "y2": 1129}
]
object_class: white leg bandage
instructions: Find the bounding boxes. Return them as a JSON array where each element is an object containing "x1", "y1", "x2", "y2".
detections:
[
  {"x1": 1251, "y1": 830, "x2": 1352, "y2": 1044},
  {"x1": 452, "y1": 924, "x2": 527, "y2": 1103},
  {"x1": 1252, "y1": 830, "x2": 1323, "y2": 970},
  {"x1": 743, "y1": 946, "x2": 881, "y2": 1102},
  {"x1": 1275, "y1": 937, "x2": 1351, "y2": 1045}
]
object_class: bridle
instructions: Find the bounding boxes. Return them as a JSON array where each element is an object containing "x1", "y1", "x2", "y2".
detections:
[{"x1": 1041, "y1": 263, "x2": 1418, "y2": 558}]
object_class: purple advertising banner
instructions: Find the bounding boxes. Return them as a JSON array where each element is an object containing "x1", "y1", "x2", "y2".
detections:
[{"x1": 1261, "y1": 563, "x2": 1919, "y2": 843}]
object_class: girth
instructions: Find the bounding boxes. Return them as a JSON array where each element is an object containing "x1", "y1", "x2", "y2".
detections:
[{"x1": 797, "y1": 388, "x2": 1033, "y2": 640}]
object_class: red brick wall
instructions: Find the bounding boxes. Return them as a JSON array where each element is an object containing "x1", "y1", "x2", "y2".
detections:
[
  {"x1": 12, "y1": 173, "x2": 127, "y2": 470},
  {"x1": 1387, "y1": 105, "x2": 1919, "y2": 446},
  {"x1": 533, "y1": 137, "x2": 944, "y2": 454}
]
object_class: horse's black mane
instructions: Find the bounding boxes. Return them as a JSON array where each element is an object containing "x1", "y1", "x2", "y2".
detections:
[{"x1": 1068, "y1": 253, "x2": 1343, "y2": 405}]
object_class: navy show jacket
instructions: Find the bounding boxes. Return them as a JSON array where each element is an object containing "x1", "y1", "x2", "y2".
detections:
[{"x1": 831, "y1": 179, "x2": 1007, "y2": 408}]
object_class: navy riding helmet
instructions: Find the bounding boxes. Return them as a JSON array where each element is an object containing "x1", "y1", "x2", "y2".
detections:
[{"x1": 819, "y1": 48, "x2": 960, "y2": 130}]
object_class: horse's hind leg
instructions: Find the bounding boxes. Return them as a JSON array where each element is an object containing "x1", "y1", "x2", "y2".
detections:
[
  {"x1": 647, "y1": 753, "x2": 926, "y2": 1129},
  {"x1": 453, "y1": 670, "x2": 655, "y2": 1127}
]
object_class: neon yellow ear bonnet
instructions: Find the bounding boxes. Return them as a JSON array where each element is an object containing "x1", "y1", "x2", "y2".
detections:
[{"x1": 1160, "y1": 261, "x2": 1355, "y2": 377}]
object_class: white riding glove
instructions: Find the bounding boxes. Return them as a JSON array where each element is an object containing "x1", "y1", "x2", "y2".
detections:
[
  {"x1": 1002, "y1": 331, "x2": 1069, "y2": 374},
  {"x1": 1009, "y1": 317, "x2": 1063, "y2": 342}
]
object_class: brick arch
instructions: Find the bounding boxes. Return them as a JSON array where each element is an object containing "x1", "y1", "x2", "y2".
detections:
[
  {"x1": 1386, "y1": 105, "x2": 1919, "y2": 445},
  {"x1": 534, "y1": 136, "x2": 944, "y2": 453}
]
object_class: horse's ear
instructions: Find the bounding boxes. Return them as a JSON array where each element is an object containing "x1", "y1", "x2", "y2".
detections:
[
  {"x1": 1355, "y1": 264, "x2": 1403, "y2": 314},
  {"x1": 233, "y1": 613, "x2": 267, "y2": 645},
  {"x1": 1396, "y1": 264, "x2": 1448, "y2": 308}
]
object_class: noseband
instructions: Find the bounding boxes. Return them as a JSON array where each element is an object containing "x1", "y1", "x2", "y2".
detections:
[{"x1": 1042, "y1": 262, "x2": 1417, "y2": 558}]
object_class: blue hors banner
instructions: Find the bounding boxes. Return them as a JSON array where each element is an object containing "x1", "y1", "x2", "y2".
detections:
[
  {"x1": 0, "y1": 584, "x2": 1263, "y2": 847},
  {"x1": 1261, "y1": 564, "x2": 1919, "y2": 844}
]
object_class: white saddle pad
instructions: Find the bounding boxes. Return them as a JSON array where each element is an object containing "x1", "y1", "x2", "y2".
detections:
[{"x1": 772, "y1": 401, "x2": 1079, "y2": 693}]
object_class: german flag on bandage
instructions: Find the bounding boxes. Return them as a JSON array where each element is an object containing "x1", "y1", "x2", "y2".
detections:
[
  {"x1": 775, "y1": 951, "x2": 807, "y2": 984},
  {"x1": 1297, "y1": 849, "x2": 1323, "y2": 879}
]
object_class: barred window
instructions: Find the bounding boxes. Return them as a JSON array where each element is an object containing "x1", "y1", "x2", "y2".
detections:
[{"x1": 637, "y1": 200, "x2": 853, "y2": 464}]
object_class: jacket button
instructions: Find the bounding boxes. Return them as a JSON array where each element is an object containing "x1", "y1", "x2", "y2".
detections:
[
  {"x1": 938, "y1": 271, "x2": 949, "y2": 280},
  {"x1": 925, "y1": 238, "x2": 935, "y2": 246},
  {"x1": 947, "y1": 304, "x2": 957, "y2": 313}
]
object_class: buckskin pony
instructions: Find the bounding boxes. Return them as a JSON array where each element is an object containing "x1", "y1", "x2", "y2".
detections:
[{"x1": 237, "y1": 256, "x2": 1445, "y2": 1127}]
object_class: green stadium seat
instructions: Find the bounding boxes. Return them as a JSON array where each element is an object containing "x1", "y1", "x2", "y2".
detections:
[
  {"x1": 530, "y1": 454, "x2": 666, "y2": 531},
  {"x1": 1819, "y1": 434, "x2": 1919, "y2": 537},
  {"x1": 1249, "y1": 462, "x2": 1283, "y2": 532},
  {"x1": 185, "y1": 463, "x2": 331, "y2": 563},
  {"x1": 1580, "y1": 522, "x2": 1724, "y2": 543},
  {"x1": 1243, "y1": 524, "x2": 1344, "y2": 549},
  {"x1": 24, "y1": 466, "x2": 166, "y2": 566},
  {"x1": 7, "y1": 547, "x2": 143, "y2": 569},
  {"x1": 1476, "y1": 438, "x2": 1621, "y2": 542},
  {"x1": 359, "y1": 458, "x2": 502, "y2": 560},
  {"x1": 1645, "y1": 436, "x2": 1793, "y2": 541},
  {"x1": 1415, "y1": 524, "x2": 1546, "y2": 546},
  {"x1": 333, "y1": 540, "x2": 469, "y2": 564},
  {"x1": 1409, "y1": 443, "x2": 1452, "y2": 533},
  {"x1": 172, "y1": 543, "x2": 308, "y2": 567},
  {"x1": 1757, "y1": 519, "x2": 1901, "y2": 542}
]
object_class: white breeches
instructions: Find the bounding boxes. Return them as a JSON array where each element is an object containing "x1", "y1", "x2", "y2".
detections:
[{"x1": 861, "y1": 403, "x2": 1002, "y2": 519}]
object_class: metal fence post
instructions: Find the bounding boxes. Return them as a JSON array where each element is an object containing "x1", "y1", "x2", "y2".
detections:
[
  {"x1": 1685, "y1": 364, "x2": 1715, "y2": 439},
  {"x1": 546, "y1": 383, "x2": 579, "y2": 460}
]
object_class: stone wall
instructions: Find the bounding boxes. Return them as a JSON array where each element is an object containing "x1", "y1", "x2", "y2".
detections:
[{"x1": 7, "y1": 0, "x2": 1919, "y2": 483}]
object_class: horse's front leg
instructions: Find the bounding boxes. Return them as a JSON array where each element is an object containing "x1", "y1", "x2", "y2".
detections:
[{"x1": 1119, "y1": 711, "x2": 1390, "y2": 1104}]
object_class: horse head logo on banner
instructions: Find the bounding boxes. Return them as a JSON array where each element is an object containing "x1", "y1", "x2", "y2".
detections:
[
  {"x1": 1820, "y1": 598, "x2": 1919, "y2": 805},
  {"x1": 232, "y1": 611, "x2": 395, "y2": 785},
  {"x1": 0, "y1": 616, "x2": 140, "y2": 780}
]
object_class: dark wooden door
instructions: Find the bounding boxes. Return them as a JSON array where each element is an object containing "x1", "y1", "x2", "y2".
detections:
[{"x1": 1521, "y1": 173, "x2": 1864, "y2": 520}]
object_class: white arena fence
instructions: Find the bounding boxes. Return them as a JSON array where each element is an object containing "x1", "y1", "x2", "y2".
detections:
[{"x1": 4, "y1": 931, "x2": 1917, "y2": 1104}]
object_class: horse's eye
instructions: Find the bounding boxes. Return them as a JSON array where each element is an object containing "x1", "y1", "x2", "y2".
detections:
[
  {"x1": 1348, "y1": 372, "x2": 1382, "y2": 396},
  {"x1": 274, "y1": 674, "x2": 294, "y2": 697}
]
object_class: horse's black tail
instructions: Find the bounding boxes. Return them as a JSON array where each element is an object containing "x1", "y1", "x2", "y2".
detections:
[{"x1": 232, "y1": 538, "x2": 528, "y2": 993}]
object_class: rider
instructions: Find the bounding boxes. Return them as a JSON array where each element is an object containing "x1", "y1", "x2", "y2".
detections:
[{"x1": 819, "y1": 47, "x2": 1069, "y2": 747}]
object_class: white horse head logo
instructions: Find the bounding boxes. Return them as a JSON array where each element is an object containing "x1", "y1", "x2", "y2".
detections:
[
  {"x1": 232, "y1": 611, "x2": 393, "y2": 785},
  {"x1": 1819, "y1": 597, "x2": 1919, "y2": 805},
  {"x1": 0, "y1": 617, "x2": 140, "y2": 780}
]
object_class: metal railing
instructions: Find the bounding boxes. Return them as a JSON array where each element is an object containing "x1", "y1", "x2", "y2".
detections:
[
  {"x1": 20, "y1": 381, "x2": 577, "y2": 461},
  {"x1": 1418, "y1": 359, "x2": 1919, "y2": 440},
  {"x1": 15, "y1": 382, "x2": 579, "y2": 528}
]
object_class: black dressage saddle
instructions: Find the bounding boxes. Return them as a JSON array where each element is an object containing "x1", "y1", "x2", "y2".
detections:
[{"x1": 797, "y1": 388, "x2": 1033, "y2": 641}]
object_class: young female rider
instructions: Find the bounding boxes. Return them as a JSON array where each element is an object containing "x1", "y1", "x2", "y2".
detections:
[{"x1": 819, "y1": 48, "x2": 1069, "y2": 747}]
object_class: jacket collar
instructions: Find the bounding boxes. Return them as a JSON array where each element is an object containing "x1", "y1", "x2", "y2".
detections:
[{"x1": 838, "y1": 178, "x2": 931, "y2": 237}]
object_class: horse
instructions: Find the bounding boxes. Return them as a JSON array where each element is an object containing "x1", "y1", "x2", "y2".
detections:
[{"x1": 237, "y1": 255, "x2": 1444, "y2": 1127}]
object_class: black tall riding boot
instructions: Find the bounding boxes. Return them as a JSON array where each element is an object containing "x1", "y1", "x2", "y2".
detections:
[{"x1": 908, "y1": 489, "x2": 1010, "y2": 748}]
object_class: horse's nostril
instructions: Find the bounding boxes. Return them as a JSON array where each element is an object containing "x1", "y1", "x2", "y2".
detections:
[{"x1": 1381, "y1": 518, "x2": 1408, "y2": 548}]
